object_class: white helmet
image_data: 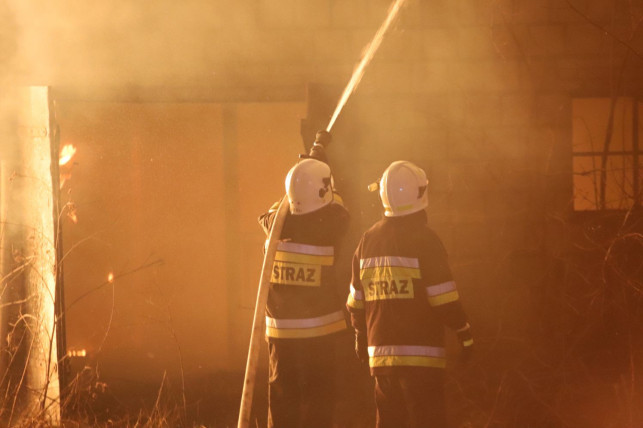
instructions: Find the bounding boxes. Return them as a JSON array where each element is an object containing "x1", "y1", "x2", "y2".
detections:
[
  {"x1": 375, "y1": 161, "x2": 428, "y2": 217},
  {"x1": 285, "y1": 158, "x2": 334, "y2": 215}
]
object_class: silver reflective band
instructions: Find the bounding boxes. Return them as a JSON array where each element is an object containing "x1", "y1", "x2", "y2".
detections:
[
  {"x1": 350, "y1": 284, "x2": 364, "y2": 300},
  {"x1": 368, "y1": 345, "x2": 446, "y2": 358},
  {"x1": 360, "y1": 256, "x2": 419, "y2": 269},
  {"x1": 426, "y1": 280, "x2": 456, "y2": 296},
  {"x1": 266, "y1": 310, "x2": 345, "y2": 329},
  {"x1": 277, "y1": 241, "x2": 334, "y2": 256}
]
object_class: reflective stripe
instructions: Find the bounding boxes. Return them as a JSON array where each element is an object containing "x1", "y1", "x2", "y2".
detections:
[
  {"x1": 346, "y1": 296, "x2": 363, "y2": 309},
  {"x1": 360, "y1": 257, "x2": 421, "y2": 281},
  {"x1": 275, "y1": 242, "x2": 334, "y2": 266},
  {"x1": 360, "y1": 256, "x2": 419, "y2": 269},
  {"x1": 426, "y1": 281, "x2": 459, "y2": 306},
  {"x1": 457, "y1": 323, "x2": 473, "y2": 347},
  {"x1": 428, "y1": 291, "x2": 459, "y2": 306},
  {"x1": 346, "y1": 284, "x2": 365, "y2": 309},
  {"x1": 350, "y1": 284, "x2": 364, "y2": 300},
  {"x1": 265, "y1": 311, "x2": 347, "y2": 339},
  {"x1": 426, "y1": 281, "x2": 456, "y2": 296},
  {"x1": 277, "y1": 242, "x2": 334, "y2": 256},
  {"x1": 360, "y1": 266, "x2": 420, "y2": 280},
  {"x1": 368, "y1": 345, "x2": 447, "y2": 369},
  {"x1": 267, "y1": 311, "x2": 344, "y2": 329},
  {"x1": 346, "y1": 295, "x2": 363, "y2": 309},
  {"x1": 332, "y1": 193, "x2": 344, "y2": 206},
  {"x1": 368, "y1": 345, "x2": 445, "y2": 358},
  {"x1": 369, "y1": 355, "x2": 446, "y2": 369},
  {"x1": 275, "y1": 252, "x2": 333, "y2": 266},
  {"x1": 267, "y1": 320, "x2": 346, "y2": 339}
]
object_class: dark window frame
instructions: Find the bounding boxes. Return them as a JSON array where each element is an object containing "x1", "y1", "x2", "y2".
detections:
[{"x1": 572, "y1": 96, "x2": 641, "y2": 212}]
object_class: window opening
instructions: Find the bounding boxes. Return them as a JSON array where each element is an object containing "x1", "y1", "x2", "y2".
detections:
[{"x1": 572, "y1": 97, "x2": 642, "y2": 211}]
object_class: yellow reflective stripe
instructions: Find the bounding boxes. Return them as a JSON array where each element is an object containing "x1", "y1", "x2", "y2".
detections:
[
  {"x1": 267, "y1": 311, "x2": 344, "y2": 329},
  {"x1": 462, "y1": 338, "x2": 474, "y2": 347},
  {"x1": 426, "y1": 281, "x2": 459, "y2": 306},
  {"x1": 266, "y1": 319, "x2": 347, "y2": 339},
  {"x1": 332, "y1": 193, "x2": 344, "y2": 206},
  {"x1": 360, "y1": 266, "x2": 421, "y2": 280},
  {"x1": 427, "y1": 290, "x2": 459, "y2": 306},
  {"x1": 347, "y1": 284, "x2": 364, "y2": 308},
  {"x1": 369, "y1": 355, "x2": 446, "y2": 369},
  {"x1": 346, "y1": 293, "x2": 364, "y2": 309},
  {"x1": 275, "y1": 251, "x2": 334, "y2": 266}
]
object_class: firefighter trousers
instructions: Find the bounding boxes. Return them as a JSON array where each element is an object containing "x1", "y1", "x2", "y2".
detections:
[
  {"x1": 374, "y1": 370, "x2": 447, "y2": 428},
  {"x1": 267, "y1": 334, "x2": 338, "y2": 428}
]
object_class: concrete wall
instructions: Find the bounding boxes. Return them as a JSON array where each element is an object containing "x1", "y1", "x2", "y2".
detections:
[{"x1": 55, "y1": 101, "x2": 306, "y2": 378}]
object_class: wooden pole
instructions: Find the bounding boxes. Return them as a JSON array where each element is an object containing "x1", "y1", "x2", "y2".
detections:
[
  {"x1": 237, "y1": 197, "x2": 289, "y2": 428},
  {"x1": 0, "y1": 86, "x2": 60, "y2": 426}
]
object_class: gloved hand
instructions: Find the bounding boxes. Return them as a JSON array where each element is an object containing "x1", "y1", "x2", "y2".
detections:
[
  {"x1": 456, "y1": 323, "x2": 474, "y2": 364},
  {"x1": 355, "y1": 331, "x2": 368, "y2": 367},
  {"x1": 301, "y1": 130, "x2": 332, "y2": 163}
]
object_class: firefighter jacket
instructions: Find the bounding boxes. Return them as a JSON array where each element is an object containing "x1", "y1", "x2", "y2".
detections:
[
  {"x1": 346, "y1": 210, "x2": 471, "y2": 375},
  {"x1": 259, "y1": 195, "x2": 349, "y2": 340}
]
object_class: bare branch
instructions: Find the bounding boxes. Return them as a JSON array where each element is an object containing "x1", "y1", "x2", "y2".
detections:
[{"x1": 565, "y1": 0, "x2": 643, "y2": 61}]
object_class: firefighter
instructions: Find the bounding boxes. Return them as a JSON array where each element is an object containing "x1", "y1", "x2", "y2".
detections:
[
  {"x1": 346, "y1": 160, "x2": 473, "y2": 428},
  {"x1": 258, "y1": 131, "x2": 349, "y2": 428}
]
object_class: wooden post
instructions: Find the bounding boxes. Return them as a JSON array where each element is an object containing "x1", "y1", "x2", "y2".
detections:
[{"x1": 0, "y1": 86, "x2": 61, "y2": 426}]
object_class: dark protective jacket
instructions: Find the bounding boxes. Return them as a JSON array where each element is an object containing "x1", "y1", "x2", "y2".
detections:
[
  {"x1": 259, "y1": 194, "x2": 350, "y2": 339},
  {"x1": 346, "y1": 210, "x2": 470, "y2": 375}
]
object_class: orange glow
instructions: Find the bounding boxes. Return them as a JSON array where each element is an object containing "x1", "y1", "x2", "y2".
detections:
[
  {"x1": 107, "y1": 272, "x2": 114, "y2": 283},
  {"x1": 59, "y1": 144, "x2": 77, "y2": 166}
]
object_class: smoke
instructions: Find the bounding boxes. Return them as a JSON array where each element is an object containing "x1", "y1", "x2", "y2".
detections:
[
  {"x1": 0, "y1": 1, "x2": 260, "y2": 91},
  {"x1": 0, "y1": 2, "x2": 18, "y2": 86}
]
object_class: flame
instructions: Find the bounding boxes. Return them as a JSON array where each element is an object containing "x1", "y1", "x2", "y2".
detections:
[
  {"x1": 67, "y1": 203, "x2": 78, "y2": 224},
  {"x1": 107, "y1": 272, "x2": 114, "y2": 283},
  {"x1": 326, "y1": 0, "x2": 407, "y2": 132},
  {"x1": 59, "y1": 144, "x2": 77, "y2": 166},
  {"x1": 67, "y1": 349, "x2": 87, "y2": 358}
]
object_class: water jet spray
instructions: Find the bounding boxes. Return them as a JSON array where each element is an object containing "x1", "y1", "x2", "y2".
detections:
[{"x1": 326, "y1": 0, "x2": 407, "y2": 133}]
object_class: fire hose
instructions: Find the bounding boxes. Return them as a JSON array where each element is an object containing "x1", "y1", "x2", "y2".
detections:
[{"x1": 237, "y1": 195, "x2": 289, "y2": 428}]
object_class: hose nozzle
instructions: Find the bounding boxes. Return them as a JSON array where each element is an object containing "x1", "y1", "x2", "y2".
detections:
[{"x1": 314, "y1": 130, "x2": 332, "y2": 147}]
